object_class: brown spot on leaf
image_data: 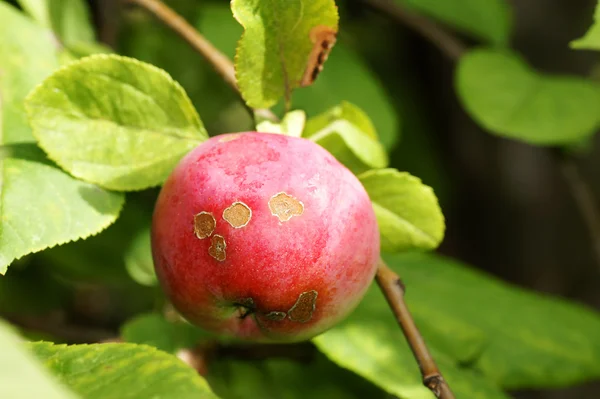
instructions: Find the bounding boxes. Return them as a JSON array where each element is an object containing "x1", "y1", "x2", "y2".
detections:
[
  {"x1": 300, "y1": 25, "x2": 337, "y2": 87},
  {"x1": 288, "y1": 290, "x2": 318, "y2": 323},
  {"x1": 264, "y1": 311, "x2": 287, "y2": 321},
  {"x1": 268, "y1": 192, "x2": 304, "y2": 222},
  {"x1": 208, "y1": 234, "x2": 226, "y2": 262},
  {"x1": 194, "y1": 212, "x2": 216, "y2": 239},
  {"x1": 223, "y1": 202, "x2": 252, "y2": 228}
]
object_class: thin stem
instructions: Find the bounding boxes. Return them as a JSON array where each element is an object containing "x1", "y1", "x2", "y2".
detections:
[
  {"x1": 125, "y1": 0, "x2": 278, "y2": 122},
  {"x1": 558, "y1": 154, "x2": 600, "y2": 271},
  {"x1": 364, "y1": 0, "x2": 466, "y2": 61},
  {"x1": 376, "y1": 260, "x2": 455, "y2": 399},
  {"x1": 126, "y1": 0, "x2": 237, "y2": 91}
]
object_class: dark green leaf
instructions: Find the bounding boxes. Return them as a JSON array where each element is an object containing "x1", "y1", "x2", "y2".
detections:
[
  {"x1": 18, "y1": 0, "x2": 95, "y2": 46},
  {"x1": 456, "y1": 49, "x2": 600, "y2": 145},
  {"x1": 26, "y1": 54, "x2": 207, "y2": 191},
  {"x1": 29, "y1": 342, "x2": 220, "y2": 399},
  {"x1": 383, "y1": 253, "x2": 600, "y2": 388},
  {"x1": 231, "y1": 0, "x2": 339, "y2": 108},
  {"x1": 313, "y1": 257, "x2": 507, "y2": 399},
  {"x1": 206, "y1": 354, "x2": 385, "y2": 399},
  {"x1": 359, "y1": 168, "x2": 445, "y2": 252},
  {"x1": 121, "y1": 313, "x2": 210, "y2": 354}
]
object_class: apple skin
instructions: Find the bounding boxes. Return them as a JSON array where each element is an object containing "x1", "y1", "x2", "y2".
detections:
[{"x1": 151, "y1": 132, "x2": 379, "y2": 342}]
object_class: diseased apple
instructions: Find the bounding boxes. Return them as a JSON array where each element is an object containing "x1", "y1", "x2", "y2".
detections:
[{"x1": 151, "y1": 132, "x2": 379, "y2": 342}]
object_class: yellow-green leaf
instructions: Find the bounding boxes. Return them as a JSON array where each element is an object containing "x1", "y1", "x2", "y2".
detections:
[
  {"x1": 304, "y1": 102, "x2": 387, "y2": 175},
  {"x1": 571, "y1": 1, "x2": 600, "y2": 50},
  {"x1": 0, "y1": 319, "x2": 78, "y2": 399},
  {"x1": 26, "y1": 54, "x2": 207, "y2": 191},
  {"x1": 0, "y1": 2, "x2": 59, "y2": 144},
  {"x1": 0, "y1": 154, "x2": 124, "y2": 274},
  {"x1": 359, "y1": 168, "x2": 445, "y2": 252},
  {"x1": 231, "y1": 0, "x2": 339, "y2": 108},
  {"x1": 29, "y1": 342, "x2": 220, "y2": 399}
]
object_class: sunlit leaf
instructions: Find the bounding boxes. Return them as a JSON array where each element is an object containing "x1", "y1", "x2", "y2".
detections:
[
  {"x1": 30, "y1": 342, "x2": 220, "y2": 399},
  {"x1": 359, "y1": 169, "x2": 444, "y2": 252},
  {"x1": 231, "y1": 0, "x2": 338, "y2": 108},
  {"x1": 26, "y1": 54, "x2": 207, "y2": 191}
]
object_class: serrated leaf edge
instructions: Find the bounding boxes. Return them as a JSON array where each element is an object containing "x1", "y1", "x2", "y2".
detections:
[
  {"x1": 24, "y1": 53, "x2": 206, "y2": 192},
  {"x1": 0, "y1": 159, "x2": 125, "y2": 275}
]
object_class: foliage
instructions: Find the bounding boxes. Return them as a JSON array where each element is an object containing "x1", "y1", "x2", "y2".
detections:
[{"x1": 1, "y1": 0, "x2": 600, "y2": 398}]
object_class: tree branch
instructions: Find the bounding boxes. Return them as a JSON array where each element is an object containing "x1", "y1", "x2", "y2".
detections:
[
  {"x1": 376, "y1": 260, "x2": 455, "y2": 399},
  {"x1": 125, "y1": 0, "x2": 277, "y2": 122},
  {"x1": 363, "y1": 0, "x2": 466, "y2": 61}
]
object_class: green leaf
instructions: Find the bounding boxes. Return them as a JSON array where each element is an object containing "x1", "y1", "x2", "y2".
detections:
[
  {"x1": 18, "y1": 0, "x2": 96, "y2": 46},
  {"x1": 0, "y1": 157, "x2": 124, "y2": 274},
  {"x1": 207, "y1": 354, "x2": 386, "y2": 399},
  {"x1": 359, "y1": 169, "x2": 444, "y2": 252},
  {"x1": 231, "y1": 0, "x2": 339, "y2": 108},
  {"x1": 29, "y1": 342, "x2": 220, "y2": 399},
  {"x1": 124, "y1": 226, "x2": 157, "y2": 286},
  {"x1": 26, "y1": 54, "x2": 207, "y2": 191},
  {"x1": 256, "y1": 110, "x2": 306, "y2": 137},
  {"x1": 0, "y1": 318, "x2": 78, "y2": 399},
  {"x1": 380, "y1": 253, "x2": 600, "y2": 389},
  {"x1": 197, "y1": 3, "x2": 399, "y2": 149},
  {"x1": 0, "y1": 2, "x2": 60, "y2": 144},
  {"x1": 312, "y1": 262, "x2": 508, "y2": 399},
  {"x1": 456, "y1": 49, "x2": 600, "y2": 145},
  {"x1": 396, "y1": 0, "x2": 511, "y2": 46},
  {"x1": 121, "y1": 313, "x2": 210, "y2": 354},
  {"x1": 571, "y1": 1, "x2": 600, "y2": 50},
  {"x1": 304, "y1": 102, "x2": 388, "y2": 174}
]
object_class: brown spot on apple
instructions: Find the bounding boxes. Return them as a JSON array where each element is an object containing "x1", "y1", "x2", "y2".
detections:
[
  {"x1": 264, "y1": 311, "x2": 287, "y2": 321},
  {"x1": 268, "y1": 192, "x2": 304, "y2": 222},
  {"x1": 208, "y1": 234, "x2": 226, "y2": 261},
  {"x1": 194, "y1": 212, "x2": 216, "y2": 239},
  {"x1": 288, "y1": 290, "x2": 317, "y2": 323},
  {"x1": 223, "y1": 202, "x2": 252, "y2": 228}
]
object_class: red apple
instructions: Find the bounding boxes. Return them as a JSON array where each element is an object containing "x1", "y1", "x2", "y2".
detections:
[{"x1": 151, "y1": 132, "x2": 379, "y2": 342}]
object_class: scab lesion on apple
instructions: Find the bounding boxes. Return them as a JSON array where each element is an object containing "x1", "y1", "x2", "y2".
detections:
[
  {"x1": 264, "y1": 311, "x2": 287, "y2": 321},
  {"x1": 208, "y1": 234, "x2": 227, "y2": 261},
  {"x1": 223, "y1": 201, "x2": 252, "y2": 228},
  {"x1": 288, "y1": 290, "x2": 318, "y2": 323},
  {"x1": 193, "y1": 211, "x2": 216, "y2": 239},
  {"x1": 268, "y1": 192, "x2": 304, "y2": 222}
]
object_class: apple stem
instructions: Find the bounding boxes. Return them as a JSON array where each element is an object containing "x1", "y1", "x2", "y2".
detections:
[
  {"x1": 376, "y1": 259, "x2": 455, "y2": 399},
  {"x1": 125, "y1": 0, "x2": 279, "y2": 123}
]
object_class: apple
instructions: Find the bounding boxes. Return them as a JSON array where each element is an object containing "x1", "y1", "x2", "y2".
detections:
[{"x1": 151, "y1": 132, "x2": 379, "y2": 342}]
